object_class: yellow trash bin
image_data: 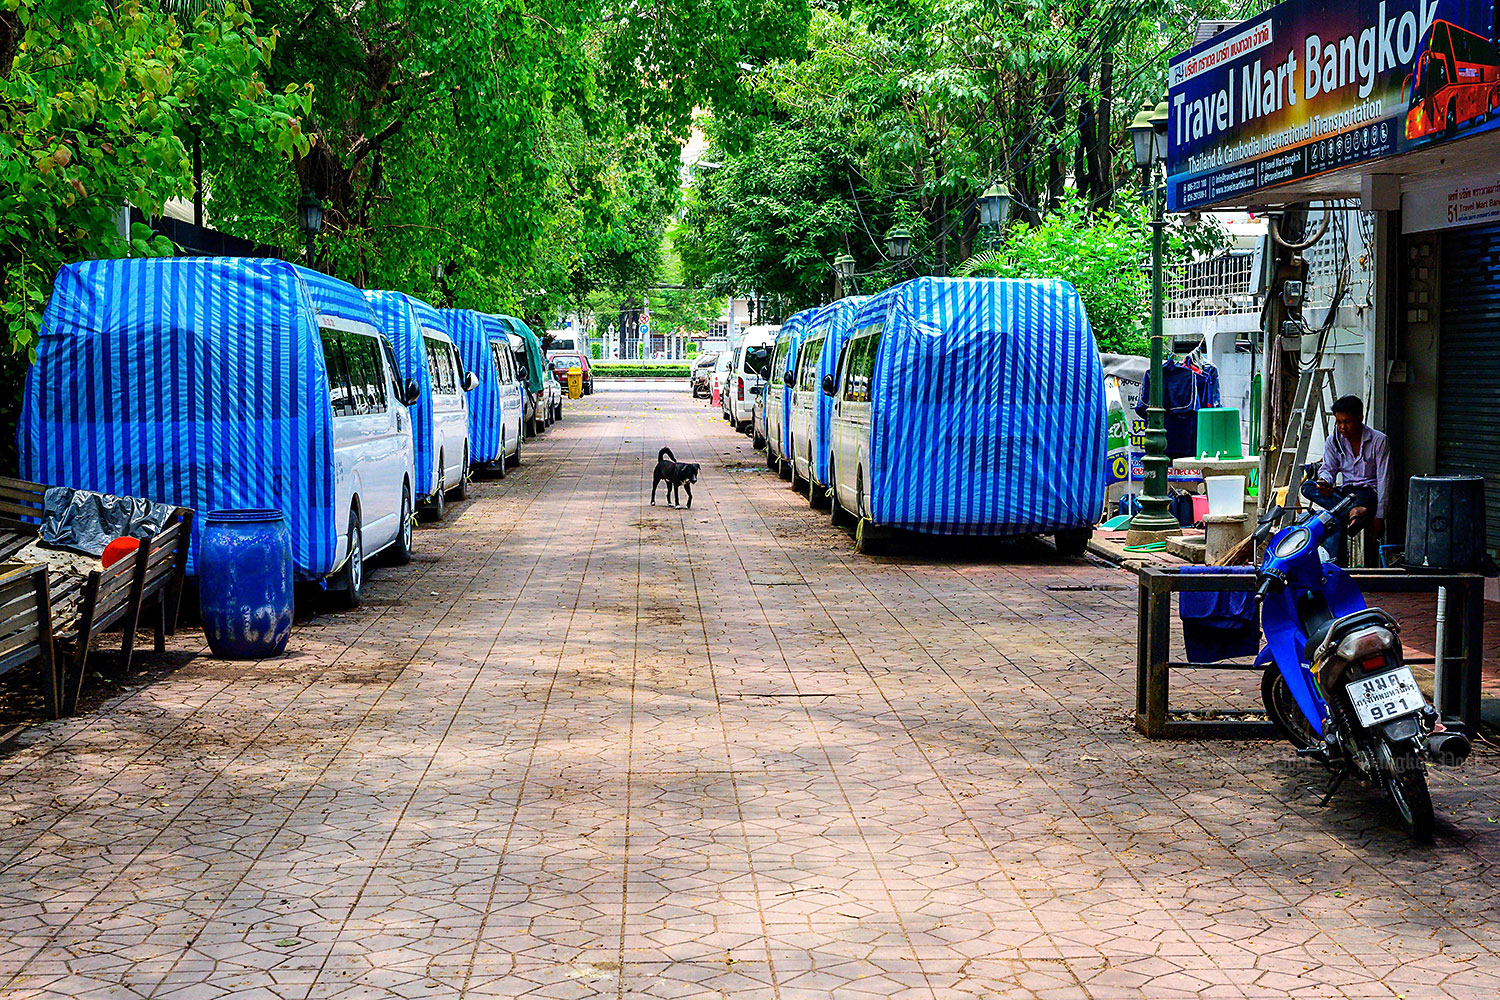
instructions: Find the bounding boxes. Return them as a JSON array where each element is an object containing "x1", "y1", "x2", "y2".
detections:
[{"x1": 567, "y1": 367, "x2": 584, "y2": 400}]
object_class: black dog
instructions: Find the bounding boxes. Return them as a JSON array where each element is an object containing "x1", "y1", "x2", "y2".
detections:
[{"x1": 651, "y1": 447, "x2": 700, "y2": 508}]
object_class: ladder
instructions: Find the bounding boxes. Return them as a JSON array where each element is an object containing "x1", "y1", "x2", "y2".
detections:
[{"x1": 1270, "y1": 362, "x2": 1338, "y2": 506}]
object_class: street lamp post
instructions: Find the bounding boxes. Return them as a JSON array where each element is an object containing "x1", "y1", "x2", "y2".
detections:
[
  {"x1": 977, "y1": 182, "x2": 1014, "y2": 251},
  {"x1": 833, "y1": 254, "x2": 856, "y2": 299},
  {"x1": 1125, "y1": 100, "x2": 1180, "y2": 540},
  {"x1": 297, "y1": 189, "x2": 324, "y2": 268},
  {"x1": 885, "y1": 227, "x2": 912, "y2": 263}
]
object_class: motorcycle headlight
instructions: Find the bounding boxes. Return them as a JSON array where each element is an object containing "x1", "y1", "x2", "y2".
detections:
[{"x1": 1272, "y1": 526, "x2": 1311, "y2": 559}]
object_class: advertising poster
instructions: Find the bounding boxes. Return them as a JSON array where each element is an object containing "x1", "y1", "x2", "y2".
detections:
[{"x1": 1167, "y1": 0, "x2": 1500, "y2": 210}]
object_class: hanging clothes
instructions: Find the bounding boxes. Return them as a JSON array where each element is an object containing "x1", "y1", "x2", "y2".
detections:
[{"x1": 1137, "y1": 358, "x2": 1216, "y2": 459}]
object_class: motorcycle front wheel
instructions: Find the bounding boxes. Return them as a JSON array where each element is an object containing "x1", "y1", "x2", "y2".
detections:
[
  {"x1": 1260, "y1": 667, "x2": 1319, "y2": 750},
  {"x1": 1379, "y1": 743, "x2": 1435, "y2": 842}
]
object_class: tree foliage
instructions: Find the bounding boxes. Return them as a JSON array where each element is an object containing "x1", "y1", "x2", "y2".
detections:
[{"x1": 0, "y1": 0, "x2": 309, "y2": 355}]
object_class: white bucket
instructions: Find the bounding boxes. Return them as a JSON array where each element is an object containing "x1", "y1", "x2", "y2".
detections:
[{"x1": 1205, "y1": 475, "x2": 1246, "y2": 517}]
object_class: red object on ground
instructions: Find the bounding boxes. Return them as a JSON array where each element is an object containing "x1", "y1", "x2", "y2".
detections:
[{"x1": 101, "y1": 536, "x2": 140, "y2": 567}]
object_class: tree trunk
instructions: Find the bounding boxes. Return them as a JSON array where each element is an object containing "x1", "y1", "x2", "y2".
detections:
[
  {"x1": 1092, "y1": 47, "x2": 1115, "y2": 210},
  {"x1": 1046, "y1": 62, "x2": 1067, "y2": 210}
]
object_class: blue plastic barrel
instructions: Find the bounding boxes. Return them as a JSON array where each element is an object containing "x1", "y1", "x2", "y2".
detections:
[{"x1": 198, "y1": 509, "x2": 294, "y2": 659}]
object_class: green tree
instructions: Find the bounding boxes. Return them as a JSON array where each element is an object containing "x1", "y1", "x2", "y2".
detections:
[{"x1": 0, "y1": 0, "x2": 310, "y2": 356}]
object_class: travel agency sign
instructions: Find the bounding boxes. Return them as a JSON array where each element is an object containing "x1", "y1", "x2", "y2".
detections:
[{"x1": 1167, "y1": 0, "x2": 1500, "y2": 211}]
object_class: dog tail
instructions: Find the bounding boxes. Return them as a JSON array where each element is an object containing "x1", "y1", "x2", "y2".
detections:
[{"x1": 658, "y1": 447, "x2": 675, "y2": 463}]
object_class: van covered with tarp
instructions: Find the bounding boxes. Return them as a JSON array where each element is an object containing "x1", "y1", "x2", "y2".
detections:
[
  {"x1": 367, "y1": 291, "x2": 471, "y2": 514},
  {"x1": 497, "y1": 315, "x2": 547, "y2": 435},
  {"x1": 827, "y1": 277, "x2": 1104, "y2": 551},
  {"x1": 789, "y1": 297, "x2": 866, "y2": 499},
  {"x1": 20, "y1": 257, "x2": 417, "y2": 582},
  {"x1": 445, "y1": 309, "x2": 523, "y2": 468},
  {"x1": 766, "y1": 308, "x2": 814, "y2": 474}
]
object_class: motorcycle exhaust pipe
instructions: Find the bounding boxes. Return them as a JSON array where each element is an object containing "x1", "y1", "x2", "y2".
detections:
[{"x1": 1427, "y1": 730, "x2": 1471, "y2": 767}]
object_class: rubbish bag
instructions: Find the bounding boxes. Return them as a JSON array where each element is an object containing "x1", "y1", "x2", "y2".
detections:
[{"x1": 37, "y1": 487, "x2": 175, "y2": 558}]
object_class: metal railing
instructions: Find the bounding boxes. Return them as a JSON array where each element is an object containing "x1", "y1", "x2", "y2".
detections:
[{"x1": 1164, "y1": 252, "x2": 1258, "y2": 320}]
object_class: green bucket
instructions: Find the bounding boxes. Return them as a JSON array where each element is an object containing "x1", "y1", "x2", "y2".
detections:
[{"x1": 1196, "y1": 407, "x2": 1242, "y2": 459}]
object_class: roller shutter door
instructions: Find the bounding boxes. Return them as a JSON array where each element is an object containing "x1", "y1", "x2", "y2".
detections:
[{"x1": 1438, "y1": 224, "x2": 1500, "y2": 550}]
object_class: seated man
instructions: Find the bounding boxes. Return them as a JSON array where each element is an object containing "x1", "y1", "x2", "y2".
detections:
[{"x1": 1300, "y1": 395, "x2": 1391, "y2": 562}]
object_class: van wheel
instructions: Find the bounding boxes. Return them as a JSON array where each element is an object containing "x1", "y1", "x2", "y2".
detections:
[
  {"x1": 389, "y1": 487, "x2": 414, "y2": 566},
  {"x1": 766, "y1": 448, "x2": 778, "y2": 471},
  {"x1": 507, "y1": 432, "x2": 522, "y2": 469},
  {"x1": 555, "y1": 402, "x2": 564, "y2": 421},
  {"x1": 778, "y1": 454, "x2": 792, "y2": 481},
  {"x1": 330, "y1": 506, "x2": 363, "y2": 609},
  {"x1": 1053, "y1": 528, "x2": 1090, "y2": 558},
  {"x1": 424, "y1": 460, "x2": 446, "y2": 522},
  {"x1": 829, "y1": 463, "x2": 853, "y2": 528},
  {"x1": 790, "y1": 463, "x2": 807, "y2": 494},
  {"x1": 455, "y1": 453, "x2": 469, "y2": 500}
]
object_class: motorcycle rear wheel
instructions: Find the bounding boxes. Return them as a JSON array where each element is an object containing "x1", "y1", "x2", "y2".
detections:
[
  {"x1": 1380, "y1": 744, "x2": 1435, "y2": 842},
  {"x1": 1260, "y1": 667, "x2": 1319, "y2": 750}
]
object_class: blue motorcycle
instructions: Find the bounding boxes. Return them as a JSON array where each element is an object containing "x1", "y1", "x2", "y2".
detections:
[{"x1": 1254, "y1": 494, "x2": 1471, "y2": 840}]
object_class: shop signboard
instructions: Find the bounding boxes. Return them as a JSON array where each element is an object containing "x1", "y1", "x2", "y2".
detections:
[{"x1": 1168, "y1": 0, "x2": 1500, "y2": 211}]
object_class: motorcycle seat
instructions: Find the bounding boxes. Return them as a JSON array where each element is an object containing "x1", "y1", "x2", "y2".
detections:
[{"x1": 1304, "y1": 608, "x2": 1400, "y2": 663}]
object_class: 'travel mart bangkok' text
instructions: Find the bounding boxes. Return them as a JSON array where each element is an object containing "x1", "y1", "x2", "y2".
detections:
[{"x1": 1172, "y1": 0, "x2": 1437, "y2": 152}]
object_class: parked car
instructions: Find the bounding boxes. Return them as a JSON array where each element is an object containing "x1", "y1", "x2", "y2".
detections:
[
  {"x1": 499, "y1": 315, "x2": 549, "y2": 436},
  {"x1": 548, "y1": 351, "x2": 594, "y2": 395},
  {"x1": 543, "y1": 367, "x2": 564, "y2": 422},
  {"x1": 724, "y1": 325, "x2": 778, "y2": 433},
  {"x1": 446, "y1": 310, "x2": 524, "y2": 472},
  {"x1": 690, "y1": 355, "x2": 716, "y2": 398},
  {"x1": 21, "y1": 257, "x2": 417, "y2": 608},
  {"x1": 826, "y1": 277, "x2": 1104, "y2": 555},
  {"x1": 711, "y1": 349, "x2": 732, "y2": 409},
  {"x1": 787, "y1": 299, "x2": 866, "y2": 502},
  {"x1": 766, "y1": 310, "x2": 815, "y2": 477},
  {"x1": 367, "y1": 291, "x2": 478, "y2": 521}
]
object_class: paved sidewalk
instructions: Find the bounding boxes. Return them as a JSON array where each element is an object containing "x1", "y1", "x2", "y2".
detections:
[{"x1": 0, "y1": 384, "x2": 1497, "y2": 999}]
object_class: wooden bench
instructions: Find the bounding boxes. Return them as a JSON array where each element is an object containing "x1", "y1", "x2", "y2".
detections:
[
  {"x1": 0, "y1": 564, "x2": 60, "y2": 718},
  {"x1": 0, "y1": 476, "x2": 194, "y2": 714}
]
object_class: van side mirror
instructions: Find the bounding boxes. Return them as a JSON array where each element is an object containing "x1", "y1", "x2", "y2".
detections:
[
  {"x1": 782, "y1": 371, "x2": 794, "y2": 387},
  {"x1": 463, "y1": 371, "x2": 480, "y2": 392},
  {"x1": 403, "y1": 379, "x2": 421, "y2": 406},
  {"x1": 821, "y1": 374, "x2": 836, "y2": 397}
]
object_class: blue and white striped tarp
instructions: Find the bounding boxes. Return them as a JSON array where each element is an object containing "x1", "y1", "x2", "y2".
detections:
[
  {"x1": 862, "y1": 277, "x2": 1104, "y2": 535},
  {"x1": 443, "y1": 310, "x2": 504, "y2": 464},
  {"x1": 18, "y1": 257, "x2": 370, "y2": 577},
  {"x1": 776, "y1": 308, "x2": 815, "y2": 456},
  {"x1": 367, "y1": 291, "x2": 438, "y2": 500},
  {"x1": 808, "y1": 297, "x2": 867, "y2": 485}
]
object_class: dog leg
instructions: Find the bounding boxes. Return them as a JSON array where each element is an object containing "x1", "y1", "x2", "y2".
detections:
[
  {"x1": 683, "y1": 483, "x2": 692, "y2": 509},
  {"x1": 651, "y1": 475, "x2": 658, "y2": 505}
]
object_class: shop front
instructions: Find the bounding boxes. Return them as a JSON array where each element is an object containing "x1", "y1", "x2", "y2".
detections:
[{"x1": 1168, "y1": 0, "x2": 1500, "y2": 569}]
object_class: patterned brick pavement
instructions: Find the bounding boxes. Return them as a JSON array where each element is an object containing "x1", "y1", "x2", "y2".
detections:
[{"x1": 0, "y1": 381, "x2": 1497, "y2": 999}]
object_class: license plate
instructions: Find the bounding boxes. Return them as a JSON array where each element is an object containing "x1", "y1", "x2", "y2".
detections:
[{"x1": 1347, "y1": 667, "x2": 1425, "y2": 727}]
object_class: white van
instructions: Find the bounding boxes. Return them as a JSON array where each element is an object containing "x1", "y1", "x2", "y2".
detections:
[
  {"x1": 548, "y1": 331, "x2": 584, "y2": 355},
  {"x1": 368, "y1": 291, "x2": 477, "y2": 522},
  {"x1": 421, "y1": 327, "x2": 473, "y2": 514},
  {"x1": 317, "y1": 323, "x2": 418, "y2": 605},
  {"x1": 724, "y1": 325, "x2": 778, "y2": 432},
  {"x1": 712, "y1": 349, "x2": 733, "y2": 409},
  {"x1": 786, "y1": 332, "x2": 824, "y2": 493},
  {"x1": 21, "y1": 258, "x2": 417, "y2": 610}
]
